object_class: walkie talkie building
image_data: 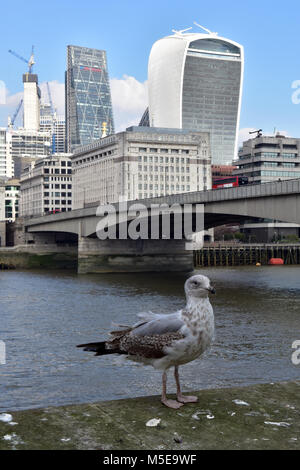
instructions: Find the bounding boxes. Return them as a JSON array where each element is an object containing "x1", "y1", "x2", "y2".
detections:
[
  {"x1": 146, "y1": 26, "x2": 244, "y2": 165},
  {"x1": 65, "y1": 45, "x2": 114, "y2": 152}
]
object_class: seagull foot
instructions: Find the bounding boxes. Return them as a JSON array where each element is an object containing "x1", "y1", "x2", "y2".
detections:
[
  {"x1": 177, "y1": 394, "x2": 198, "y2": 404},
  {"x1": 161, "y1": 398, "x2": 185, "y2": 409}
]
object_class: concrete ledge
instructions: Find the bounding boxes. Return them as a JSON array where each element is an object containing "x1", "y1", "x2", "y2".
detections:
[
  {"x1": 0, "y1": 249, "x2": 77, "y2": 270},
  {"x1": 1, "y1": 380, "x2": 299, "y2": 450}
]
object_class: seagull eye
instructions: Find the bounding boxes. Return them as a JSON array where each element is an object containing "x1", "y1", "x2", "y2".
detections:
[{"x1": 191, "y1": 281, "x2": 199, "y2": 287}]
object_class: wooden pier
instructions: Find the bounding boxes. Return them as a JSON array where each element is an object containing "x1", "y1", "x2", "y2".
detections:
[{"x1": 194, "y1": 244, "x2": 300, "y2": 267}]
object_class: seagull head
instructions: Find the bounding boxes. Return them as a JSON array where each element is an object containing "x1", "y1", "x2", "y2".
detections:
[{"x1": 185, "y1": 274, "x2": 216, "y2": 299}]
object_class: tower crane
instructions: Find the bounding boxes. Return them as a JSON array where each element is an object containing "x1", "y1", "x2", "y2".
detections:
[
  {"x1": 249, "y1": 129, "x2": 263, "y2": 138},
  {"x1": 46, "y1": 82, "x2": 56, "y2": 118},
  {"x1": 8, "y1": 99, "x2": 23, "y2": 128},
  {"x1": 46, "y1": 82, "x2": 57, "y2": 153},
  {"x1": 8, "y1": 46, "x2": 35, "y2": 73}
]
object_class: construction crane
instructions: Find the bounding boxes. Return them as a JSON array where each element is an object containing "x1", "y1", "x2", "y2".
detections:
[
  {"x1": 249, "y1": 129, "x2": 263, "y2": 138},
  {"x1": 8, "y1": 46, "x2": 35, "y2": 73},
  {"x1": 8, "y1": 99, "x2": 23, "y2": 128},
  {"x1": 46, "y1": 82, "x2": 57, "y2": 154},
  {"x1": 46, "y1": 82, "x2": 56, "y2": 117}
]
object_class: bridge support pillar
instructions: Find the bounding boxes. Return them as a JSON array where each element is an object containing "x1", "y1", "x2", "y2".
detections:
[{"x1": 78, "y1": 237, "x2": 193, "y2": 274}]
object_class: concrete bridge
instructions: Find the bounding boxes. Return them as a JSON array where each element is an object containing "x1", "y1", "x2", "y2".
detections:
[{"x1": 23, "y1": 179, "x2": 300, "y2": 273}]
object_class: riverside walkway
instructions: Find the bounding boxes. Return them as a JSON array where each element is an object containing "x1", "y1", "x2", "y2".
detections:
[{"x1": 0, "y1": 380, "x2": 299, "y2": 450}]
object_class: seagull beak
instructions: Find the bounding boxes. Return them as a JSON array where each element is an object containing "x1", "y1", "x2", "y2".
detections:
[{"x1": 208, "y1": 286, "x2": 216, "y2": 294}]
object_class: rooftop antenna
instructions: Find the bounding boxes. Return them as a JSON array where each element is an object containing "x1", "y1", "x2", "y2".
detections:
[
  {"x1": 172, "y1": 27, "x2": 192, "y2": 35},
  {"x1": 193, "y1": 22, "x2": 218, "y2": 35}
]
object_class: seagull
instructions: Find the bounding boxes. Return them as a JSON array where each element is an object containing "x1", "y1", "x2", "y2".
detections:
[{"x1": 77, "y1": 274, "x2": 215, "y2": 409}]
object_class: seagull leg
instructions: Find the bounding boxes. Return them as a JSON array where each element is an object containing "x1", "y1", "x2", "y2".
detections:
[
  {"x1": 161, "y1": 371, "x2": 184, "y2": 409},
  {"x1": 174, "y1": 366, "x2": 198, "y2": 404}
]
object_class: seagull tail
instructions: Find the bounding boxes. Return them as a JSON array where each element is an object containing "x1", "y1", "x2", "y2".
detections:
[{"x1": 77, "y1": 341, "x2": 125, "y2": 356}]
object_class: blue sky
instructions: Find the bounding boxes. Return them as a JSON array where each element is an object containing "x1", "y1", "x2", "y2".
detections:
[{"x1": 1, "y1": 0, "x2": 300, "y2": 139}]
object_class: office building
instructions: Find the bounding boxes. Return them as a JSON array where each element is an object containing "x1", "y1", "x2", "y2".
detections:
[
  {"x1": 144, "y1": 26, "x2": 244, "y2": 165},
  {"x1": 0, "y1": 180, "x2": 5, "y2": 246},
  {"x1": 7, "y1": 128, "x2": 51, "y2": 178},
  {"x1": 0, "y1": 128, "x2": 14, "y2": 178},
  {"x1": 0, "y1": 179, "x2": 5, "y2": 221},
  {"x1": 234, "y1": 134, "x2": 300, "y2": 183},
  {"x1": 65, "y1": 45, "x2": 115, "y2": 152},
  {"x1": 40, "y1": 104, "x2": 66, "y2": 153},
  {"x1": 234, "y1": 134, "x2": 300, "y2": 242},
  {"x1": 19, "y1": 153, "x2": 72, "y2": 217},
  {"x1": 5, "y1": 178, "x2": 20, "y2": 222},
  {"x1": 71, "y1": 126, "x2": 212, "y2": 209}
]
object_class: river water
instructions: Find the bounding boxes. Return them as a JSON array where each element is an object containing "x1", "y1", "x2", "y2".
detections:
[{"x1": 0, "y1": 266, "x2": 299, "y2": 412}]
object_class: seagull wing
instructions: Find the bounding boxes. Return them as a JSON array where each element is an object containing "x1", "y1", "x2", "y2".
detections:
[
  {"x1": 132, "y1": 312, "x2": 185, "y2": 336},
  {"x1": 79, "y1": 312, "x2": 186, "y2": 360},
  {"x1": 115, "y1": 312, "x2": 186, "y2": 359}
]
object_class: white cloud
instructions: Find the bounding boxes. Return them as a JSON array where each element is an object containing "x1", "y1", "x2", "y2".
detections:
[
  {"x1": 39, "y1": 80, "x2": 65, "y2": 116},
  {"x1": 238, "y1": 127, "x2": 257, "y2": 149},
  {"x1": 110, "y1": 75, "x2": 148, "y2": 132},
  {"x1": 0, "y1": 86, "x2": 23, "y2": 127}
]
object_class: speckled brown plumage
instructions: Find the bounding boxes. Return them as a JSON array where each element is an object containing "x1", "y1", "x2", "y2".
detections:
[{"x1": 118, "y1": 331, "x2": 185, "y2": 358}]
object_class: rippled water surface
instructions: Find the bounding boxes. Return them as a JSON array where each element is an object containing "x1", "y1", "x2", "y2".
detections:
[{"x1": 0, "y1": 266, "x2": 299, "y2": 411}]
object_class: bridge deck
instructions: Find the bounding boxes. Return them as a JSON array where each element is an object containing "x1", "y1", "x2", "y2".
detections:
[{"x1": 24, "y1": 178, "x2": 300, "y2": 229}]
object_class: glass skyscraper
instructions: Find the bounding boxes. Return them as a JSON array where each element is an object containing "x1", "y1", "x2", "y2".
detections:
[
  {"x1": 65, "y1": 45, "x2": 114, "y2": 152},
  {"x1": 146, "y1": 28, "x2": 244, "y2": 165}
]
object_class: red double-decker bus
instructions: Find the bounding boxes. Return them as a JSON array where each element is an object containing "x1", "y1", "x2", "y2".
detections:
[{"x1": 212, "y1": 176, "x2": 248, "y2": 189}]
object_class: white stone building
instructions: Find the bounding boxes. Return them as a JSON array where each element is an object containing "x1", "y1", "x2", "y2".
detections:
[
  {"x1": 20, "y1": 154, "x2": 72, "y2": 217},
  {"x1": 0, "y1": 128, "x2": 14, "y2": 179},
  {"x1": 71, "y1": 127, "x2": 212, "y2": 209}
]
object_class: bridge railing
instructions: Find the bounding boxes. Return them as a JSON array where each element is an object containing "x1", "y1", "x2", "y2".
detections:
[{"x1": 141, "y1": 178, "x2": 300, "y2": 207}]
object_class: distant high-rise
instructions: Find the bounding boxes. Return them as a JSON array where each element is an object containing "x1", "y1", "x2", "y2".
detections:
[
  {"x1": 65, "y1": 45, "x2": 114, "y2": 152},
  {"x1": 40, "y1": 104, "x2": 66, "y2": 154},
  {"x1": 145, "y1": 26, "x2": 244, "y2": 165}
]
